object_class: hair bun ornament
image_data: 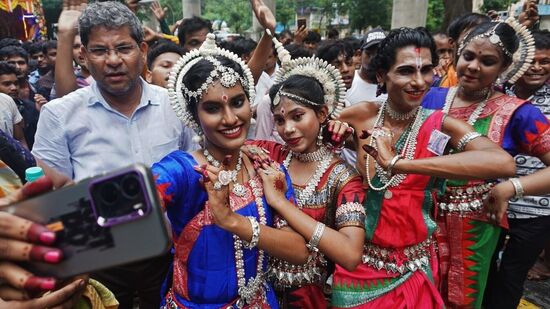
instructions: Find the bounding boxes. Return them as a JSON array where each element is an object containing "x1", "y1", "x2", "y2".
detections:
[
  {"x1": 500, "y1": 17, "x2": 535, "y2": 85},
  {"x1": 167, "y1": 33, "x2": 256, "y2": 135},
  {"x1": 269, "y1": 35, "x2": 346, "y2": 120}
]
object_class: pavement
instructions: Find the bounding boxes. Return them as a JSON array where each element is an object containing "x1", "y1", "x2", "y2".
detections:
[{"x1": 522, "y1": 277, "x2": 550, "y2": 308}]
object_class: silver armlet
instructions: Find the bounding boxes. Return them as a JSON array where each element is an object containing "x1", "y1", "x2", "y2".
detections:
[{"x1": 456, "y1": 132, "x2": 483, "y2": 152}]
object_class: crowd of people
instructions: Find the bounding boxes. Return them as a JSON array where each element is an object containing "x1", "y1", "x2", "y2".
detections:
[{"x1": 0, "y1": 0, "x2": 549, "y2": 308}]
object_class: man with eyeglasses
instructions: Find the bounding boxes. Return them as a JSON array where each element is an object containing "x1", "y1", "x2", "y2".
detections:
[{"x1": 31, "y1": 1, "x2": 195, "y2": 308}]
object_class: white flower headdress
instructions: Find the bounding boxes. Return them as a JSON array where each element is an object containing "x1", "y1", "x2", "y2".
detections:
[
  {"x1": 167, "y1": 33, "x2": 256, "y2": 140},
  {"x1": 268, "y1": 31, "x2": 346, "y2": 119},
  {"x1": 458, "y1": 18, "x2": 535, "y2": 85},
  {"x1": 500, "y1": 17, "x2": 535, "y2": 84}
]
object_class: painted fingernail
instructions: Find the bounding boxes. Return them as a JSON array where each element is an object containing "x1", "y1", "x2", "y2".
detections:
[
  {"x1": 40, "y1": 278, "x2": 56, "y2": 290},
  {"x1": 28, "y1": 223, "x2": 54, "y2": 244},
  {"x1": 78, "y1": 279, "x2": 86, "y2": 288},
  {"x1": 24, "y1": 277, "x2": 56, "y2": 291},
  {"x1": 360, "y1": 130, "x2": 370, "y2": 139},
  {"x1": 22, "y1": 176, "x2": 53, "y2": 197},
  {"x1": 44, "y1": 251, "x2": 63, "y2": 263},
  {"x1": 362, "y1": 145, "x2": 378, "y2": 157},
  {"x1": 39, "y1": 231, "x2": 56, "y2": 245}
]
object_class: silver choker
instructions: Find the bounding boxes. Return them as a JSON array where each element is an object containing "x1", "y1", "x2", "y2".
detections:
[
  {"x1": 291, "y1": 146, "x2": 332, "y2": 162},
  {"x1": 385, "y1": 102, "x2": 419, "y2": 121}
]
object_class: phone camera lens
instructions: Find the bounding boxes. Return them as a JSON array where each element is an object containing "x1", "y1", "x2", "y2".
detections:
[
  {"x1": 121, "y1": 174, "x2": 141, "y2": 200},
  {"x1": 99, "y1": 182, "x2": 120, "y2": 205}
]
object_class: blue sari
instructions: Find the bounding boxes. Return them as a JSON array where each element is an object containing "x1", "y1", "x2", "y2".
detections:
[{"x1": 153, "y1": 151, "x2": 293, "y2": 308}]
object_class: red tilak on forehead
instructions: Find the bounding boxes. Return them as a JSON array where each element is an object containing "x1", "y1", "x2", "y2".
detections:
[
  {"x1": 280, "y1": 107, "x2": 285, "y2": 115},
  {"x1": 221, "y1": 94, "x2": 228, "y2": 103},
  {"x1": 414, "y1": 47, "x2": 422, "y2": 69}
]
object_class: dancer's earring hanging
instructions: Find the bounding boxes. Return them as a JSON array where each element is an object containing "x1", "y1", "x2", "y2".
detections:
[{"x1": 317, "y1": 124, "x2": 324, "y2": 146}]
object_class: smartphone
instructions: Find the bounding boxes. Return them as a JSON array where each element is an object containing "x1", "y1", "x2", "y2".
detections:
[
  {"x1": 3, "y1": 164, "x2": 170, "y2": 279},
  {"x1": 297, "y1": 18, "x2": 306, "y2": 29}
]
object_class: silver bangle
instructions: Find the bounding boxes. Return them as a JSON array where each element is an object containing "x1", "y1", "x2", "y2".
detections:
[
  {"x1": 509, "y1": 177, "x2": 524, "y2": 198},
  {"x1": 456, "y1": 132, "x2": 483, "y2": 152},
  {"x1": 306, "y1": 222, "x2": 325, "y2": 252},
  {"x1": 243, "y1": 216, "x2": 260, "y2": 249},
  {"x1": 387, "y1": 155, "x2": 403, "y2": 175}
]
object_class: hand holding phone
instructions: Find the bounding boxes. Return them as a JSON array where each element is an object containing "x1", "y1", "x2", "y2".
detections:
[{"x1": 2, "y1": 164, "x2": 170, "y2": 279}]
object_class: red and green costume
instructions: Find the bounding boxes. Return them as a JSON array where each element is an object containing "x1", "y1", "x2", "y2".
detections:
[
  {"x1": 331, "y1": 109, "x2": 446, "y2": 308},
  {"x1": 423, "y1": 87, "x2": 550, "y2": 308}
]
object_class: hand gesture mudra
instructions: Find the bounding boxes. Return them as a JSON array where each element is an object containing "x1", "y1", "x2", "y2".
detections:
[
  {"x1": 193, "y1": 156, "x2": 234, "y2": 227},
  {"x1": 361, "y1": 127, "x2": 397, "y2": 170}
]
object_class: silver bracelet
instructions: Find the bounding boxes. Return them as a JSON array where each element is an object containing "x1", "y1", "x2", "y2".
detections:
[
  {"x1": 456, "y1": 132, "x2": 483, "y2": 152},
  {"x1": 306, "y1": 222, "x2": 325, "y2": 252},
  {"x1": 386, "y1": 154, "x2": 403, "y2": 175},
  {"x1": 243, "y1": 216, "x2": 260, "y2": 249},
  {"x1": 509, "y1": 177, "x2": 524, "y2": 198}
]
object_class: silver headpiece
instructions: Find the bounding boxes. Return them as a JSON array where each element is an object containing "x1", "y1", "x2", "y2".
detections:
[
  {"x1": 167, "y1": 33, "x2": 256, "y2": 136},
  {"x1": 459, "y1": 23, "x2": 513, "y2": 58},
  {"x1": 267, "y1": 30, "x2": 346, "y2": 119},
  {"x1": 458, "y1": 18, "x2": 535, "y2": 85}
]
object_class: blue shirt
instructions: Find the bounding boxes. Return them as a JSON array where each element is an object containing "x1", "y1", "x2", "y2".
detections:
[{"x1": 32, "y1": 79, "x2": 197, "y2": 181}]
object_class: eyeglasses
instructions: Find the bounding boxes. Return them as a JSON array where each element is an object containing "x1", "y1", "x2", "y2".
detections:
[{"x1": 87, "y1": 44, "x2": 138, "y2": 59}]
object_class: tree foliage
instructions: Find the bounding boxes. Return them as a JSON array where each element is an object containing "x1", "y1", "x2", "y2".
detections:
[
  {"x1": 202, "y1": 0, "x2": 252, "y2": 33},
  {"x1": 426, "y1": 0, "x2": 445, "y2": 32},
  {"x1": 349, "y1": 0, "x2": 392, "y2": 31},
  {"x1": 276, "y1": 0, "x2": 297, "y2": 29}
]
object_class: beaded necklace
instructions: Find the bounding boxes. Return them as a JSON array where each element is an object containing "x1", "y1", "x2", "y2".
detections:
[
  {"x1": 385, "y1": 102, "x2": 419, "y2": 121},
  {"x1": 283, "y1": 146, "x2": 333, "y2": 207},
  {"x1": 291, "y1": 145, "x2": 331, "y2": 162},
  {"x1": 233, "y1": 178, "x2": 267, "y2": 307},
  {"x1": 365, "y1": 101, "x2": 424, "y2": 194}
]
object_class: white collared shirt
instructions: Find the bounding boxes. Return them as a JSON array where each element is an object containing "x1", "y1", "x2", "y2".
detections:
[{"x1": 32, "y1": 79, "x2": 196, "y2": 181}]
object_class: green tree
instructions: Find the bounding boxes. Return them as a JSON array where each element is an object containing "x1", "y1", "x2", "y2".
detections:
[
  {"x1": 346, "y1": 0, "x2": 391, "y2": 31},
  {"x1": 426, "y1": 0, "x2": 445, "y2": 32},
  {"x1": 202, "y1": 0, "x2": 252, "y2": 33},
  {"x1": 276, "y1": 0, "x2": 297, "y2": 29},
  {"x1": 158, "y1": 0, "x2": 183, "y2": 27}
]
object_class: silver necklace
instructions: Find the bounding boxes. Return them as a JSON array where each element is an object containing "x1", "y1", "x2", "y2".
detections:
[
  {"x1": 233, "y1": 178, "x2": 267, "y2": 307},
  {"x1": 203, "y1": 149, "x2": 246, "y2": 197},
  {"x1": 284, "y1": 146, "x2": 333, "y2": 207},
  {"x1": 365, "y1": 101, "x2": 424, "y2": 196},
  {"x1": 385, "y1": 101, "x2": 419, "y2": 121},
  {"x1": 443, "y1": 86, "x2": 492, "y2": 125},
  {"x1": 291, "y1": 146, "x2": 332, "y2": 162}
]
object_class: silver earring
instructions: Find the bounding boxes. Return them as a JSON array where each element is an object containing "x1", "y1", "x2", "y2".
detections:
[{"x1": 317, "y1": 125, "x2": 324, "y2": 146}]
